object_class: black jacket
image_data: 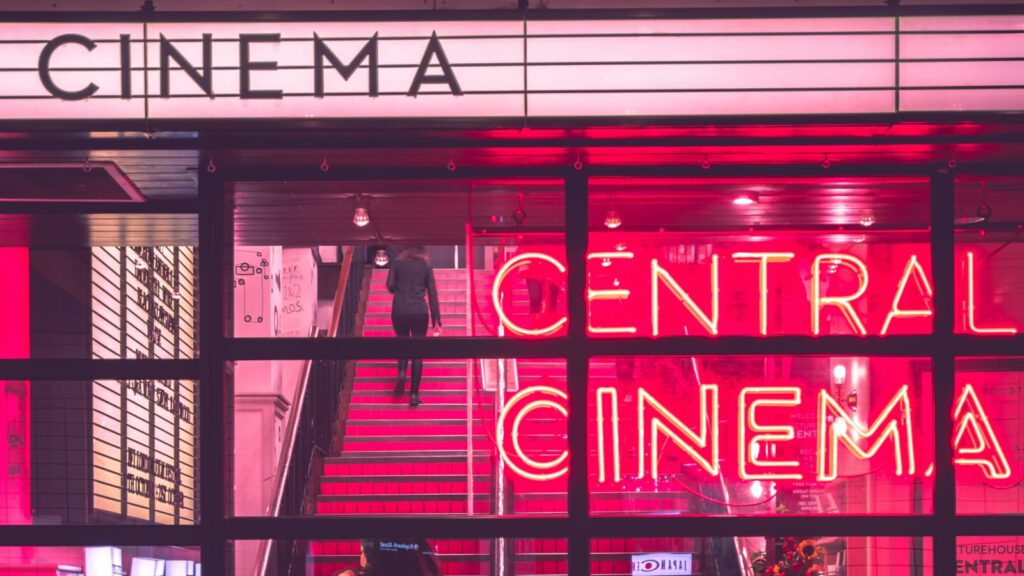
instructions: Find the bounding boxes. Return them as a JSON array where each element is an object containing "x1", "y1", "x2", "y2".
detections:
[{"x1": 386, "y1": 257, "x2": 442, "y2": 327}]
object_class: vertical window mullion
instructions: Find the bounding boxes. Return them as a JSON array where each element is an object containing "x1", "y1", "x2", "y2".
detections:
[
  {"x1": 566, "y1": 171, "x2": 590, "y2": 576},
  {"x1": 198, "y1": 163, "x2": 228, "y2": 574},
  {"x1": 930, "y1": 169, "x2": 957, "y2": 573}
]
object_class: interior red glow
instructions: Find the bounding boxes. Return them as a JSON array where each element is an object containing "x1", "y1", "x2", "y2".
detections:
[
  {"x1": 817, "y1": 384, "x2": 916, "y2": 482},
  {"x1": 738, "y1": 387, "x2": 803, "y2": 480},
  {"x1": 812, "y1": 254, "x2": 870, "y2": 336},
  {"x1": 497, "y1": 385, "x2": 569, "y2": 481},
  {"x1": 651, "y1": 255, "x2": 721, "y2": 336},
  {"x1": 731, "y1": 252, "x2": 795, "y2": 336},
  {"x1": 880, "y1": 254, "x2": 934, "y2": 336},
  {"x1": 965, "y1": 251, "x2": 1019, "y2": 335},
  {"x1": 952, "y1": 383, "x2": 1012, "y2": 480},
  {"x1": 491, "y1": 252, "x2": 568, "y2": 337}
]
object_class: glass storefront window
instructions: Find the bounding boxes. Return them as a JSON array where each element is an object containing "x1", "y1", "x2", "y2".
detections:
[
  {"x1": 955, "y1": 176, "x2": 1024, "y2": 335},
  {"x1": 958, "y1": 536, "x2": 1024, "y2": 575},
  {"x1": 0, "y1": 220, "x2": 198, "y2": 359},
  {"x1": 956, "y1": 358, "x2": 1024, "y2": 515},
  {"x1": 230, "y1": 358, "x2": 567, "y2": 518},
  {"x1": 0, "y1": 546, "x2": 200, "y2": 574},
  {"x1": 228, "y1": 179, "x2": 567, "y2": 340},
  {"x1": 232, "y1": 538, "x2": 565, "y2": 576},
  {"x1": 0, "y1": 379, "x2": 198, "y2": 526},
  {"x1": 587, "y1": 177, "x2": 933, "y2": 337},
  {"x1": 593, "y1": 536, "x2": 932, "y2": 575}
]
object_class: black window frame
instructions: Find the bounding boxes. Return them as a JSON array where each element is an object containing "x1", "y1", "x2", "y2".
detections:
[
  {"x1": 2, "y1": 156, "x2": 1024, "y2": 576},
  {"x1": 0, "y1": 4, "x2": 1023, "y2": 574}
]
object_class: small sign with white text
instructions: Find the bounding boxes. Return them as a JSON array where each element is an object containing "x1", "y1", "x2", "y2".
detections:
[{"x1": 631, "y1": 553, "x2": 693, "y2": 576}]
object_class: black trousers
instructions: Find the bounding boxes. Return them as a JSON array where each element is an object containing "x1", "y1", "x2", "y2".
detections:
[
  {"x1": 392, "y1": 312, "x2": 429, "y2": 394},
  {"x1": 526, "y1": 278, "x2": 560, "y2": 315}
]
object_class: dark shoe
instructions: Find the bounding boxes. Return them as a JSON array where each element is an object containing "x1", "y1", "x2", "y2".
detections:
[
  {"x1": 409, "y1": 394, "x2": 423, "y2": 407},
  {"x1": 395, "y1": 358, "x2": 409, "y2": 394}
]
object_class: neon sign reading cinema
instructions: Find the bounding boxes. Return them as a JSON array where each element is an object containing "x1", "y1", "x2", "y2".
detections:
[
  {"x1": 490, "y1": 247, "x2": 1018, "y2": 485},
  {"x1": 498, "y1": 383, "x2": 1011, "y2": 485}
]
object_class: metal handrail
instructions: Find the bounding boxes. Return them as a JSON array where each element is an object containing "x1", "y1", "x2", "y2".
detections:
[{"x1": 254, "y1": 246, "x2": 355, "y2": 576}]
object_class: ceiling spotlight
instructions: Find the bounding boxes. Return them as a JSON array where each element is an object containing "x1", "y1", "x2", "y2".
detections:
[
  {"x1": 374, "y1": 249, "x2": 389, "y2": 267},
  {"x1": 604, "y1": 209, "x2": 622, "y2": 229},
  {"x1": 615, "y1": 242, "x2": 628, "y2": 252},
  {"x1": 955, "y1": 180, "x2": 993, "y2": 226},
  {"x1": 955, "y1": 203, "x2": 993, "y2": 226},
  {"x1": 353, "y1": 206, "x2": 370, "y2": 227},
  {"x1": 859, "y1": 214, "x2": 876, "y2": 227},
  {"x1": 601, "y1": 257, "x2": 612, "y2": 268},
  {"x1": 512, "y1": 190, "x2": 528, "y2": 226},
  {"x1": 732, "y1": 194, "x2": 758, "y2": 206}
]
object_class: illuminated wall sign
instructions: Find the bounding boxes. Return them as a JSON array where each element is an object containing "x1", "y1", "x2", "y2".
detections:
[
  {"x1": 91, "y1": 246, "x2": 196, "y2": 525},
  {"x1": 498, "y1": 382, "x2": 1012, "y2": 485},
  {"x1": 0, "y1": 15, "x2": 1021, "y2": 121},
  {"x1": 632, "y1": 553, "x2": 693, "y2": 576},
  {"x1": 492, "y1": 246, "x2": 1018, "y2": 337}
]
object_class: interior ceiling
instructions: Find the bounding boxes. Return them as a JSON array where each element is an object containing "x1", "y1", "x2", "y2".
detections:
[
  {"x1": 0, "y1": 150, "x2": 198, "y2": 202},
  {"x1": 2, "y1": 127, "x2": 1024, "y2": 247},
  {"x1": 0, "y1": 163, "x2": 141, "y2": 202},
  {"x1": 231, "y1": 176, "x2": 944, "y2": 246}
]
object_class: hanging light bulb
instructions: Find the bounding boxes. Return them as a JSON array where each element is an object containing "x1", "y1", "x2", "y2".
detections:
[
  {"x1": 353, "y1": 206, "x2": 370, "y2": 227},
  {"x1": 732, "y1": 194, "x2": 758, "y2": 206},
  {"x1": 955, "y1": 180, "x2": 993, "y2": 225},
  {"x1": 750, "y1": 480, "x2": 765, "y2": 499},
  {"x1": 859, "y1": 214, "x2": 876, "y2": 227},
  {"x1": 601, "y1": 257, "x2": 612, "y2": 268},
  {"x1": 172, "y1": 289, "x2": 182, "y2": 301},
  {"x1": 832, "y1": 364, "x2": 847, "y2": 385},
  {"x1": 374, "y1": 249, "x2": 389, "y2": 267},
  {"x1": 604, "y1": 209, "x2": 622, "y2": 229}
]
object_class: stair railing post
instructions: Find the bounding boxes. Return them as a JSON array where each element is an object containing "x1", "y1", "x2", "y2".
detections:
[{"x1": 465, "y1": 225, "x2": 475, "y2": 519}]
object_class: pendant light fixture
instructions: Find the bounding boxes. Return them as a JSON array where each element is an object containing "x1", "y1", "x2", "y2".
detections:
[
  {"x1": 353, "y1": 206, "x2": 370, "y2": 227},
  {"x1": 374, "y1": 248, "x2": 389, "y2": 267},
  {"x1": 603, "y1": 209, "x2": 622, "y2": 229},
  {"x1": 954, "y1": 180, "x2": 992, "y2": 226}
]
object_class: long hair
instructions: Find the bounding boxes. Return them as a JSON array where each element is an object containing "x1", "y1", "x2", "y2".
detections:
[{"x1": 398, "y1": 246, "x2": 429, "y2": 263}]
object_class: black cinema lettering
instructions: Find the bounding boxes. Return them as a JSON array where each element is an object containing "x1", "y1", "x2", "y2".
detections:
[{"x1": 38, "y1": 30, "x2": 462, "y2": 100}]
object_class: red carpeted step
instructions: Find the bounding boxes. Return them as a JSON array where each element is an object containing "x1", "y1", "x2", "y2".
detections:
[{"x1": 345, "y1": 423, "x2": 485, "y2": 436}]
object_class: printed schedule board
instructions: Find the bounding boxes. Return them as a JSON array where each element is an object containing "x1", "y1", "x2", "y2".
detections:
[
  {"x1": 91, "y1": 246, "x2": 197, "y2": 525},
  {"x1": 0, "y1": 16, "x2": 1021, "y2": 121}
]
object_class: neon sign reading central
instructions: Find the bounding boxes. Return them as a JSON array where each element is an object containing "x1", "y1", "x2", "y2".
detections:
[
  {"x1": 498, "y1": 383, "x2": 1011, "y2": 484},
  {"x1": 491, "y1": 249, "x2": 1017, "y2": 337}
]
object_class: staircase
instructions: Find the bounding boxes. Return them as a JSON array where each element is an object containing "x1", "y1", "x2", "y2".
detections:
[
  {"x1": 312, "y1": 268, "x2": 504, "y2": 576},
  {"x1": 308, "y1": 265, "x2": 722, "y2": 576}
]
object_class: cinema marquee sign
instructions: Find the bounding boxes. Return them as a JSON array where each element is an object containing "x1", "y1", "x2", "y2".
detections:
[{"x1": 1, "y1": 15, "x2": 1021, "y2": 121}]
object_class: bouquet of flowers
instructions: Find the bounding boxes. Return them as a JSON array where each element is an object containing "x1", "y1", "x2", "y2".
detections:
[{"x1": 750, "y1": 537, "x2": 824, "y2": 576}]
